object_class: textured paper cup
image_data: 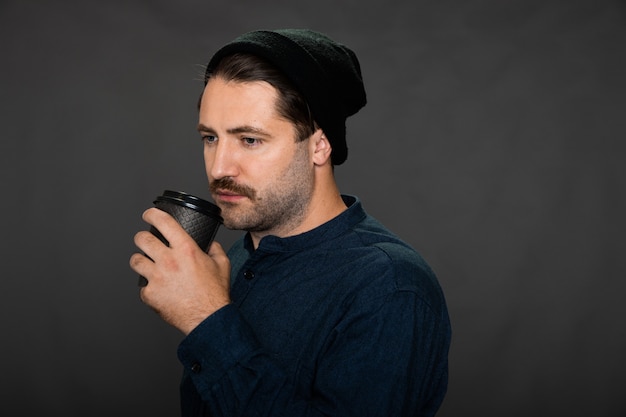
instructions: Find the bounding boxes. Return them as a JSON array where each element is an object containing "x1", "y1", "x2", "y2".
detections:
[{"x1": 138, "y1": 190, "x2": 222, "y2": 287}]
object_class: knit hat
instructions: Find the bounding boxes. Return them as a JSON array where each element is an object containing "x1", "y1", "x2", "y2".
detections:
[{"x1": 205, "y1": 29, "x2": 367, "y2": 165}]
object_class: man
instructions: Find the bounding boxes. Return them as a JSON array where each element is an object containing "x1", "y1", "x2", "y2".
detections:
[{"x1": 130, "y1": 29, "x2": 451, "y2": 416}]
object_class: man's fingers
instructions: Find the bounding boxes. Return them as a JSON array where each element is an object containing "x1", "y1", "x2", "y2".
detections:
[
  {"x1": 133, "y1": 229, "x2": 164, "y2": 259},
  {"x1": 129, "y1": 251, "x2": 153, "y2": 276},
  {"x1": 142, "y1": 207, "x2": 191, "y2": 248}
]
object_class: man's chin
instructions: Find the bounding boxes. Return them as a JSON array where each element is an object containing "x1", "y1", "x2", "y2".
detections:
[{"x1": 219, "y1": 209, "x2": 250, "y2": 231}]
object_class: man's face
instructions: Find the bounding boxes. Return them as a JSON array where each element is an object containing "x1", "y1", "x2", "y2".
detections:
[{"x1": 198, "y1": 77, "x2": 315, "y2": 236}]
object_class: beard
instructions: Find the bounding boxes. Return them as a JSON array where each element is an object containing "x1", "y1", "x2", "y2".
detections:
[{"x1": 210, "y1": 141, "x2": 314, "y2": 235}]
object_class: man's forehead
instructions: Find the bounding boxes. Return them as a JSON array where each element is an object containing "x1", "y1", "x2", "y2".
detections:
[{"x1": 199, "y1": 78, "x2": 286, "y2": 122}]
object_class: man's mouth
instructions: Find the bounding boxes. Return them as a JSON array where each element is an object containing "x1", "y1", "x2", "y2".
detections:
[
  {"x1": 213, "y1": 190, "x2": 247, "y2": 203},
  {"x1": 215, "y1": 189, "x2": 241, "y2": 197}
]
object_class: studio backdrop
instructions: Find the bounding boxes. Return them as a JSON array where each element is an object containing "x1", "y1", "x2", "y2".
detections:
[{"x1": 1, "y1": 0, "x2": 624, "y2": 416}]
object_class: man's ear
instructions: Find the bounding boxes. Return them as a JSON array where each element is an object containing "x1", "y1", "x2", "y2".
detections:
[{"x1": 311, "y1": 130, "x2": 332, "y2": 166}]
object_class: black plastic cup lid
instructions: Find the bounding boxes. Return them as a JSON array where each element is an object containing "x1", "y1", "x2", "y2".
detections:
[{"x1": 154, "y1": 190, "x2": 222, "y2": 222}]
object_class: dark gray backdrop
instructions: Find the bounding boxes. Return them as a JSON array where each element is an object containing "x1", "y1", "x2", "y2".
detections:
[{"x1": 1, "y1": 0, "x2": 624, "y2": 416}]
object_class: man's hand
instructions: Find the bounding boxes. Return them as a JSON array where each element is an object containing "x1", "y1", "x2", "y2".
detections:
[{"x1": 129, "y1": 207, "x2": 231, "y2": 335}]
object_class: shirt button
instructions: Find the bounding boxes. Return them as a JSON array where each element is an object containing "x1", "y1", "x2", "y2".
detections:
[
  {"x1": 243, "y1": 270, "x2": 255, "y2": 280},
  {"x1": 191, "y1": 362, "x2": 201, "y2": 373}
]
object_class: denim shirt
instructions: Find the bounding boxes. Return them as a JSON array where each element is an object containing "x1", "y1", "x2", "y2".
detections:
[{"x1": 177, "y1": 195, "x2": 451, "y2": 416}]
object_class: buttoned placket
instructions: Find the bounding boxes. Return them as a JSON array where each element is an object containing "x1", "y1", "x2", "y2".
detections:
[{"x1": 230, "y1": 246, "x2": 275, "y2": 307}]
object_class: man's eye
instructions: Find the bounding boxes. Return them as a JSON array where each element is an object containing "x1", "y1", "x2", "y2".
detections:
[
  {"x1": 202, "y1": 135, "x2": 217, "y2": 143},
  {"x1": 242, "y1": 137, "x2": 259, "y2": 146}
]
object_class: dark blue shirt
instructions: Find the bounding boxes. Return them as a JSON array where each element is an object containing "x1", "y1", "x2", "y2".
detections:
[{"x1": 177, "y1": 195, "x2": 451, "y2": 416}]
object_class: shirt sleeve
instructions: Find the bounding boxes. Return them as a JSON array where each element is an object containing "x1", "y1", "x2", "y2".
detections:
[{"x1": 177, "y1": 283, "x2": 449, "y2": 417}]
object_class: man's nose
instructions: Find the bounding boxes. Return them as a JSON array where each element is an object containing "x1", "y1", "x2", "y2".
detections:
[{"x1": 206, "y1": 140, "x2": 239, "y2": 180}]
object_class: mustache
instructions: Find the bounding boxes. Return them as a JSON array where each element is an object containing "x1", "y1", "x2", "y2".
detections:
[{"x1": 210, "y1": 178, "x2": 256, "y2": 199}]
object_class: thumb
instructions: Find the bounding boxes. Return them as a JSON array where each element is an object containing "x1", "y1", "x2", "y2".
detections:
[{"x1": 207, "y1": 240, "x2": 227, "y2": 259}]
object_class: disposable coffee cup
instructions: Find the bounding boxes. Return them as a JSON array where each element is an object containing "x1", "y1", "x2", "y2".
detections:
[{"x1": 138, "y1": 190, "x2": 223, "y2": 287}]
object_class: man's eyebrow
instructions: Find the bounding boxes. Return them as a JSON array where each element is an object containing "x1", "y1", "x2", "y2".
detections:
[
  {"x1": 227, "y1": 125, "x2": 272, "y2": 137},
  {"x1": 197, "y1": 123, "x2": 215, "y2": 133},
  {"x1": 197, "y1": 123, "x2": 272, "y2": 137}
]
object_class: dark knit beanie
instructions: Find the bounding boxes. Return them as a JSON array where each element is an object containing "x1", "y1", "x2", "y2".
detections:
[{"x1": 205, "y1": 29, "x2": 367, "y2": 165}]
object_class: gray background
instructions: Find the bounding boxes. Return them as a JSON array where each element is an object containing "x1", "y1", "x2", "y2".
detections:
[{"x1": 1, "y1": 0, "x2": 625, "y2": 416}]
